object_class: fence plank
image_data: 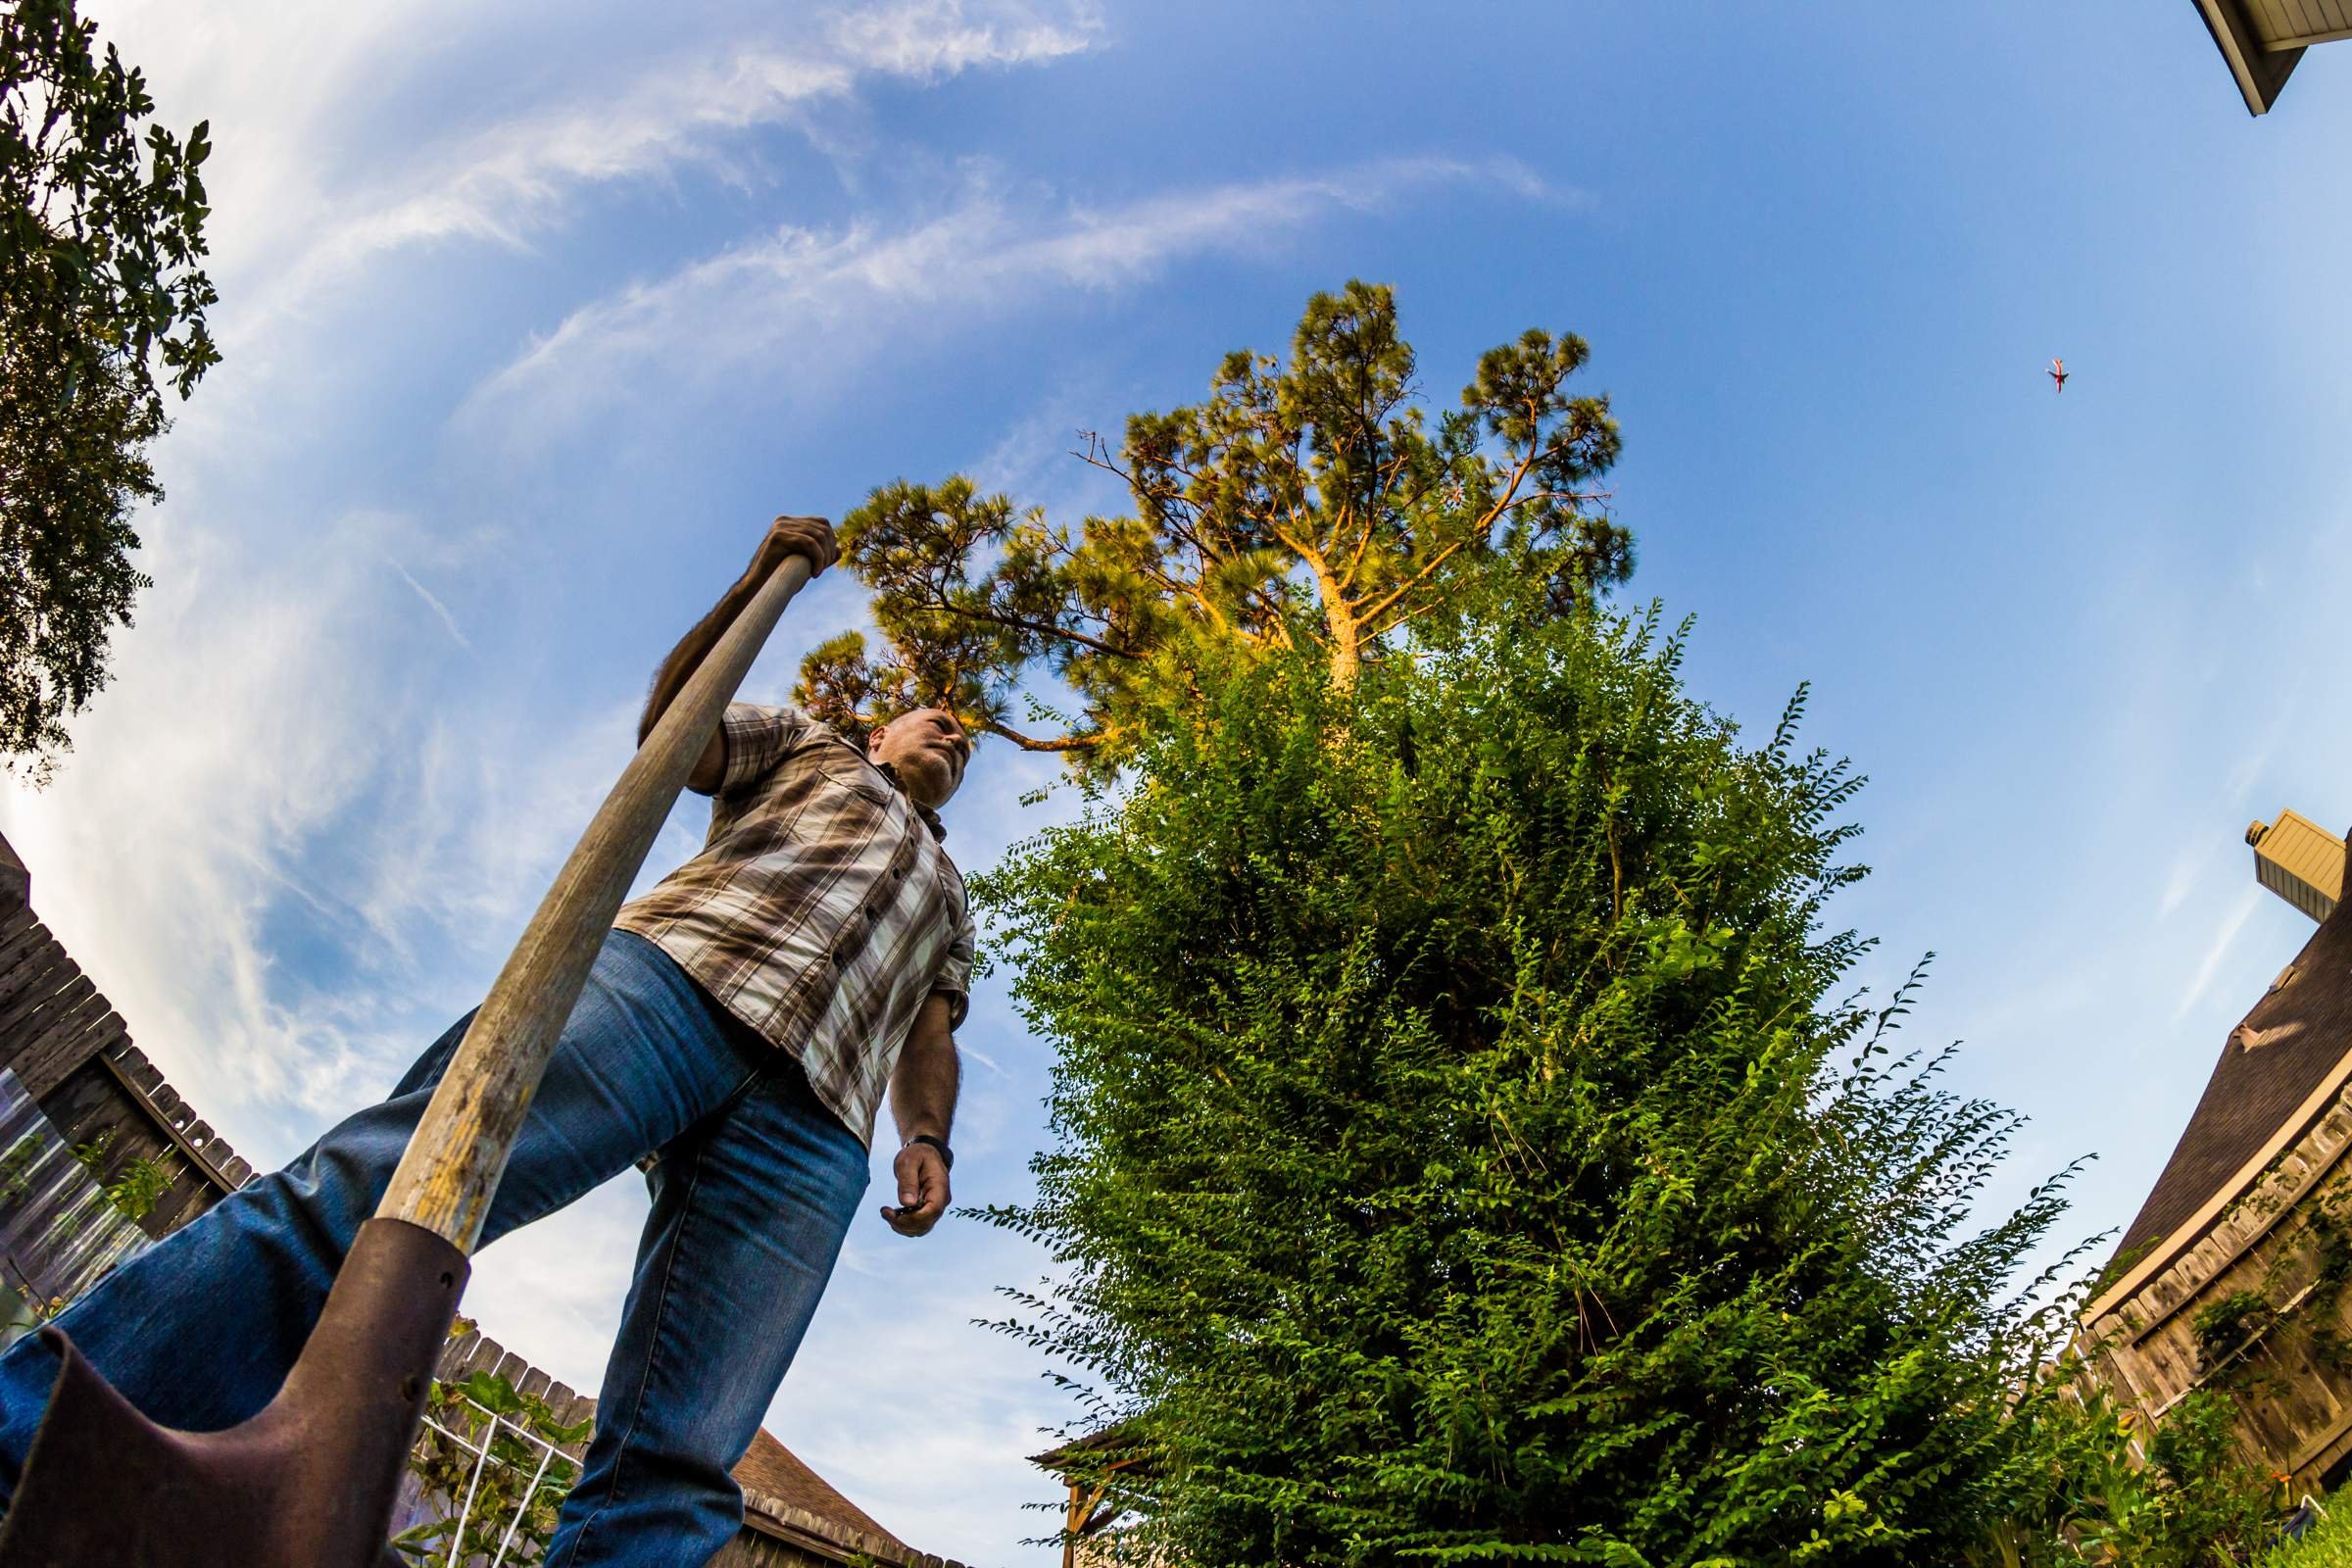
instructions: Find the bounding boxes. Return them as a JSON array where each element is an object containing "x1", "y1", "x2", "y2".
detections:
[
  {"x1": 17, "y1": 993, "x2": 116, "y2": 1099},
  {"x1": 0, "y1": 924, "x2": 58, "y2": 1001},
  {"x1": 438, "y1": 1329, "x2": 484, "y2": 1379},
  {"x1": 0, "y1": 924, "x2": 54, "y2": 988},
  {"x1": 147, "y1": 1168, "x2": 218, "y2": 1238},
  {"x1": 113, "y1": 1044, "x2": 165, "y2": 1094},
  {"x1": 0, "y1": 948, "x2": 79, "y2": 1040},
  {"x1": 0, "y1": 943, "x2": 74, "y2": 1054},
  {"x1": 7, "y1": 982, "x2": 100, "y2": 1091}
]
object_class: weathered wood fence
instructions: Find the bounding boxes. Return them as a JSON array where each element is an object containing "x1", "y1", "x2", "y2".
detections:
[{"x1": 0, "y1": 874, "x2": 253, "y2": 1244}]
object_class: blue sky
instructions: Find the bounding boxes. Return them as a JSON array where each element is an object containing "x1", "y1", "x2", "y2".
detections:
[{"x1": 6, "y1": 2, "x2": 2350, "y2": 1559}]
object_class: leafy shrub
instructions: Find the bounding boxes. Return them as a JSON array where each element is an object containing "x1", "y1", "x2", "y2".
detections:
[{"x1": 978, "y1": 571, "x2": 2100, "y2": 1565}]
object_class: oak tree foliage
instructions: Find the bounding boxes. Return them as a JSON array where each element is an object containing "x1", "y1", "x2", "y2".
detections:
[
  {"x1": 796, "y1": 282, "x2": 1627, "y2": 770},
  {"x1": 1, "y1": 0, "x2": 216, "y2": 773}
]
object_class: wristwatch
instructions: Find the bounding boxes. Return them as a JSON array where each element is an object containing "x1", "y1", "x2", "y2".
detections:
[{"x1": 906, "y1": 1134, "x2": 954, "y2": 1171}]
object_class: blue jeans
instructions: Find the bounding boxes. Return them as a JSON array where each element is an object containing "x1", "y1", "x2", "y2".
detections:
[{"x1": 0, "y1": 929, "x2": 870, "y2": 1567}]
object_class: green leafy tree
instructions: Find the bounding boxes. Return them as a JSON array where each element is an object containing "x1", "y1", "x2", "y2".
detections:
[
  {"x1": 975, "y1": 566, "x2": 2104, "y2": 1566},
  {"x1": 796, "y1": 282, "x2": 1627, "y2": 770},
  {"x1": 1, "y1": 0, "x2": 217, "y2": 775}
]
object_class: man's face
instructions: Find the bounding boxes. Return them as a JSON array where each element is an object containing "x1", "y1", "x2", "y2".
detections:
[{"x1": 868, "y1": 708, "x2": 971, "y2": 809}]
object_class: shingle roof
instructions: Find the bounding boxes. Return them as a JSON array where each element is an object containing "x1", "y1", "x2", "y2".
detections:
[
  {"x1": 2110, "y1": 893, "x2": 2352, "y2": 1269},
  {"x1": 734, "y1": 1428, "x2": 908, "y2": 1554}
]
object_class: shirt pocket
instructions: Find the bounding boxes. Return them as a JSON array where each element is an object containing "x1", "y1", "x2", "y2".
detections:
[
  {"x1": 809, "y1": 746, "x2": 897, "y2": 809},
  {"x1": 764, "y1": 748, "x2": 896, "y2": 850}
]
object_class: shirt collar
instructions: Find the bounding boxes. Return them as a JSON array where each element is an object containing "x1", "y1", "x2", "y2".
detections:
[{"x1": 873, "y1": 760, "x2": 949, "y2": 842}]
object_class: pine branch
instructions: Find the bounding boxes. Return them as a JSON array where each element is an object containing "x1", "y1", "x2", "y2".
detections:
[{"x1": 985, "y1": 720, "x2": 1103, "y2": 754}]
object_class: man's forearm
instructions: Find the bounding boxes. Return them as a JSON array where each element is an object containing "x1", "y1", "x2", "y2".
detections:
[
  {"x1": 890, "y1": 1000, "x2": 961, "y2": 1145},
  {"x1": 641, "y1": 516, "x2": 836, "y2": 749},
  {"x1": 640, "y1": 568, "x2": 761, "y2": 746}
]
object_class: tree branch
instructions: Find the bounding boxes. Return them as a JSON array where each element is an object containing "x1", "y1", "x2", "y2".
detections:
[
  {"x1": 1353, "y1": 530, "x2": 1481, "y2": 627},
  {"x1": 984, "y1": 720, "x2": 1103, "y2": 754},
  {"x1": 914, "y1": 588, "x2": 1142, "y2": 662},
  {"x1": 1496, "y1": 487, "x2": 1615, "y2": 517}
]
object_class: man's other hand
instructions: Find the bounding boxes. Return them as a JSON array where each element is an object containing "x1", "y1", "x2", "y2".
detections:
[
  {"x1": 881, "y1": 1142, "x2": 950, "y2": 1237},
  {"x1": 752, "y1": 514, "x2": 838, "y2": 581}
]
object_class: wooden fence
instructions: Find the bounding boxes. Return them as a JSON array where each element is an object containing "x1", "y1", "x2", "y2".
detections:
[{"x1": 0, "y1": 888, "x2": 252, "y2": 1243}]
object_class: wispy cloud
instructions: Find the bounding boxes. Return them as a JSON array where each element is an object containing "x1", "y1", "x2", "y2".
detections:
[
  {"x1": 384, "y1": 555, "x2": 473, "y2": 651},
  {"x1": 2157, "y1": 842, "x2": 2212, "y2": 919},
  {"x1": 108, "y1": 0, "x2": 1102, "y2": 355},
  {"x1": 299, "y1": 1, "x2": 1100, "y2": 270},
  {"x1": 466, "y1": 156, "x2": 1556, "y2": 436},
  {"x1": 2176, "y1": 885, "x2": 2262, "y2": 1021},
  {"x1": 0, "y1": 514, "x2": 442, "y2": 1134}
]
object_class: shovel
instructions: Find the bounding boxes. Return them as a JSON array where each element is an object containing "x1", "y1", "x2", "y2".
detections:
[{"x1": 0, "y1": 552, "x2": 817, "y2": 1568}]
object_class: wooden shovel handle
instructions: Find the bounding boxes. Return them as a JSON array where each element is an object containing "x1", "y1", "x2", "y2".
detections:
[{"x1": 378, "y1": 554, "x2": 816, "y2": 1250}]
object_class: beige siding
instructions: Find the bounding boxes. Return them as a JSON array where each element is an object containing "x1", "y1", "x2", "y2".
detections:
[
  {"x1": 2249, "y1": 0, "x2": 2352, "y2": 46},
  {"x1": 2252, "y1": 809, "x2": 2344, "y2": 923}
]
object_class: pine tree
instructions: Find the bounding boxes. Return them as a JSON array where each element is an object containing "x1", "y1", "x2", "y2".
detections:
[
  {"x1": 976, "y1": 567, "x2": 2087, "y2": 1566},
  {"x1": 797, "y1": 282, "x2": 1626, "y2": 771}
]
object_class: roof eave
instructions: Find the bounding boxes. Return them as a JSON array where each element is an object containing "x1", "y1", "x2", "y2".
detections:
[{"x1": 2195, "y1": 0, "x2": 2306, "y2": 114}]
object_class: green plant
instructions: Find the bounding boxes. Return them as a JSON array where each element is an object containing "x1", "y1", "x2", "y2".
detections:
[
  {"x1": 0, "y1": 1133, "x2": 43, "y2": 1204},
  {"x1": 977, "y1": 566, "x2": 2095, "y2": 1565},
  {"x1": 391, "y1": 1346, "x2": 594, "y2": 1566},
  {"x1": 2295, "y1": 1190, "x2": 2352, "y2": 1371},
  {"x1": 58, "y1": 1131, "x2": 175, "y2": 1222},
  {"x1": 0, "y1": 1285, "x2": 68, "y2": 1337},
  {"x1": 1, "y1": 0, "x2": 219, "y2": 774},
  {"x1": 98, "y1": 1151, "x2": 174, "y2": 1222},
  {"x1": 1981, "y1": 1378, "x2": 2286, "y2": 1567},
  {"x1": 2193, "y1": 1291, "x2": 2278, "y2": 1387},
  {"x1": 65, "y1": 1128, "x2": 113, "y2": 1178}
]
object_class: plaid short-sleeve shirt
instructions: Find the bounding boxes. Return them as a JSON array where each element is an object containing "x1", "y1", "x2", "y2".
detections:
[{"x1": 613, "y1": 703, "x2": 976, "y2": 1147}]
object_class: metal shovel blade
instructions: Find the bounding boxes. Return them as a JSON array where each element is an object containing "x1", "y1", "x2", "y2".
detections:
[{"x1": 0, "y1": 1218, "x2": 467, "y2": 1568}]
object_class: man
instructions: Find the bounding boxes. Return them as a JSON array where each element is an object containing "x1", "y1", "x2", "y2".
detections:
[{"x1": 0, "y1": 516, "x2": 975, "y2": 1567}]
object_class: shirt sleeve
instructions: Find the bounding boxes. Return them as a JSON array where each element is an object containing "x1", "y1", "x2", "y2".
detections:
[
  {"x1": 715, "y1": 703, "x2": 812, "y2": 795},
  {"x1": 930, "y1": 899, "x2": 978, "y2": 1031}
]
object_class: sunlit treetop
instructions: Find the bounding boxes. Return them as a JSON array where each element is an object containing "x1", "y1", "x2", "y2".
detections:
[{"x1": 796, "y1": 280, "x2": 1629, "y2": 775}]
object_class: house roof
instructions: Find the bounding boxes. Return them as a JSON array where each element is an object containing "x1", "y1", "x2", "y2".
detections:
[
  {"x1": 2108, "y1": 890, "x2": 2352, "y2": 1274},
  {"x1": 1031, "y1": 1420, "x2": 1148, "y2": 1472},
  {"x1": 2192, "y1": 0, "x2": 2345, "y2": 115},
  {"x1": 733, "y1": 1428, "x2": 908, "y2": 1554}
]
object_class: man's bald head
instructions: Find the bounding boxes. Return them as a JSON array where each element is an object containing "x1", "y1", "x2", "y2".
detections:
[{"x1": 867, "y1": 709, "x2": 970, "y2": 809}]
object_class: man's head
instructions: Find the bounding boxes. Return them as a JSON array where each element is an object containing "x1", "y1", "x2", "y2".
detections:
[{"x1": 867, "y1": 708, "x2": 971, "y2": 810}]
